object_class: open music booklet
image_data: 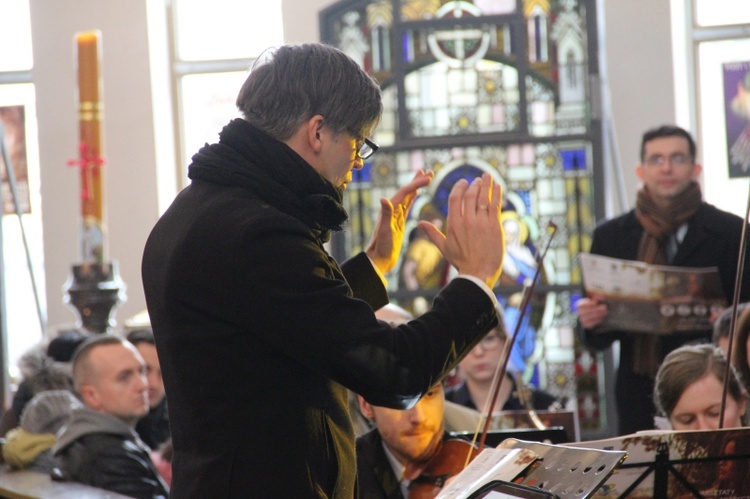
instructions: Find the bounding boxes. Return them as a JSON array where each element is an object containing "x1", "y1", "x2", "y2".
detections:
[
  {"x1": 435, "y1": 438, "x2": 626, "y2": 499},
  {"x1": 435, "y1": 447, "x2": 538, "y2": 499},
  {"x1": 573, "y1": 427, "x2": 750, "y2": 498},
  {"x1": 579, "y1": 253, "x2": 726, "y2": 334}
]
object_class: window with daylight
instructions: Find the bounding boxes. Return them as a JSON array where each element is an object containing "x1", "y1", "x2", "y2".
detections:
[
  {"x1": 0, "y1": 0, "x2": 46, "y2": 384},
  {"x1": 672, "y1": 0, "x2": 750, "y2": 219},
  {"x1": 321, "y1": 0, "x2": 608, "y2": 437},
  {"x1": 169, "y1": 0, "x2": 285, "y2": 184}
]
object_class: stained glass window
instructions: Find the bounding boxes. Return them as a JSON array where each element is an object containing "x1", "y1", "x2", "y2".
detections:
[{"x1": 321, "y1": 0, "x2": 606, "y2": 436}]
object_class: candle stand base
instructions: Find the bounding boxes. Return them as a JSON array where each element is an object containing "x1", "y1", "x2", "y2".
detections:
[{"x1": 63, "y1": 261, "x2": 127, "y2": 333}]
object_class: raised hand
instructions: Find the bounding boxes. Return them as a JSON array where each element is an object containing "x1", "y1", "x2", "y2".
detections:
[
  {"x1": 418, "y1": 173, "x2": 504, "y2": 289},
  {"x1": 366, "y1": 170, "x2": 434, "y2": 275}
]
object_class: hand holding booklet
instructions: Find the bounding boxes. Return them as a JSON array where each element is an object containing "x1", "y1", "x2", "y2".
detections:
[{"x1": 579, "y1": 253, "x2": 726, "y2": 334}]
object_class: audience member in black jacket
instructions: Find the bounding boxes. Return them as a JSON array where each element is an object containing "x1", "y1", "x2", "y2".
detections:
[{"x1": 54, "y1": 335, "x2": 168, "y2": 498}]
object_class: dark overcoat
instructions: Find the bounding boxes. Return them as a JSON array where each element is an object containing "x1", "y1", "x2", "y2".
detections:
[
  {"x1": 141, "y1": 120, "x2": 497, "y2": 498},
  {"x1": 356, "y1": 429, "x2": 405, "y2": 499}
]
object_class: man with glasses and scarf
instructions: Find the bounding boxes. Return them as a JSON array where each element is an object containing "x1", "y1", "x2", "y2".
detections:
[
  {"x1": 576, "y1": 125, "x2": 750, "y2": 435},
  {"x1": 142, "y1": 43, "x2": 506, "y2": 498}
]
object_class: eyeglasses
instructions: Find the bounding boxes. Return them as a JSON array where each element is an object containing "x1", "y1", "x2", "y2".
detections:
[
  {"x1": 357, "y1": 138, "x2": 379, "y2": 160},
  {"x1": 644, "y1": 153, "x2": 692, "y2": 168},
  {"x1": 476, "y1": 333, "x2": 505, "y2": 351}
]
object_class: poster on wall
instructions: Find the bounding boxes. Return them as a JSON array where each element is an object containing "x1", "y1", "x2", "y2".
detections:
[
  {"x1": 0, "y1": 105, "x2": 31, "y2": 215},
  {"x1": 723, "y1": 60, "x2": 750, "y2": 178}
]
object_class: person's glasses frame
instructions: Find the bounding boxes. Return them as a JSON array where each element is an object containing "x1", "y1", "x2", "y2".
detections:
[
  {"x1": 643, "y1": 153, "x2": 693, "y2": 168},
  {"x1": 357, "y1": 138, "x2": 379, "y2": 160},
  {"x1": 477, "y1": 332, "x2": 505, "y2": 351}
]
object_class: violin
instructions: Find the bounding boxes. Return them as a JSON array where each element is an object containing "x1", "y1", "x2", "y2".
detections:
[
  {"x1": 407, "y1": 438, "x2": 483, "y2": 499},
  {"x1": 407, "y1": 223, "x2": 559, "y2": 499}
]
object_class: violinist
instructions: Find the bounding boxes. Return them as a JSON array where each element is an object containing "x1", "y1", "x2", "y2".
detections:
[
  {"x1": 653, "y1": 344, "x2": 748, "y2": 431},
  {"x1": 445, "y1": 312, "x2": 558, "y2": 415},
  {"x1": 356, "y1": 382, "x2": 453, "y2": 499},
  {"x1": 355, "y1": 304, "x2": 481, "y2": 499}
]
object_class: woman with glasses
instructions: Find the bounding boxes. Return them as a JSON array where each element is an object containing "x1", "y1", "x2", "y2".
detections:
[{"x1": 445, "y1": 310, "x2": 558, "y2": 415}]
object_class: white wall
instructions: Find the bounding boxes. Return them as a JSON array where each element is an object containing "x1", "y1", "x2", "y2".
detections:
[
  {"x1": 25, "y1": 0, "x2": 678, "y2": 334},
  {"x1": 282, "y1": 0, "x2": 334, "y2": 44},
  {"x1": 599, "y1": 0, "x2": 677, "y2": 215}
]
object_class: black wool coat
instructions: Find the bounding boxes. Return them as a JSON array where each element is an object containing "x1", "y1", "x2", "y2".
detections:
[{"x1": 142, "y1": 120, "x2": 498, "y2": 498}]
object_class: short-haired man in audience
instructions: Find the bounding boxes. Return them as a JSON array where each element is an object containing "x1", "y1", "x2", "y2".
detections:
[
  {"x1": 54, "y1": 335, "x2": 169, "y2": 499},
  {"x1": 127, "y1": 328, "x2": 170, "y2": 450}
]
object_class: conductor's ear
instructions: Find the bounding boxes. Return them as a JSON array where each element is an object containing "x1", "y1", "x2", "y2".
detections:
[{"x1": 306, "y1": 114, "x2": 325, "y2": 153}]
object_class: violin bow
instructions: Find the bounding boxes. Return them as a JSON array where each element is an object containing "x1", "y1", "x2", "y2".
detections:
[
  {"x1": 473, "y1": 221, "x2": 558, "y2": 451},
  {"x1": 719, "y1": 182, "x2": 750, "y2": 428}
]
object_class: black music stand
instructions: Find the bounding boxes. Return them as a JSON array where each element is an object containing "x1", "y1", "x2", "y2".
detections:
[{"x1": 617, "y1": 440, "x2": 750, "y2": 498}]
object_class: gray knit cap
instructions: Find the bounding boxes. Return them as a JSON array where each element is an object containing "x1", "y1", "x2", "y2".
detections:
[{"x1": 19, "y1": 390, "x2": 83, "y2": 434}]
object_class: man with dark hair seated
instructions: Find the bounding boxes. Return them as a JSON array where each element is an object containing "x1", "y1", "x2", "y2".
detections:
[
  {"x1": 126, "y1": 328, "x2": 170, "y2": 450},
  {"x1": 53, "y1": 335, "x2": 169, "y2": 499}
]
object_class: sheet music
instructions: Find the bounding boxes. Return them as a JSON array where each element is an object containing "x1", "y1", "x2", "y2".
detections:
[
  {"x1": 435, "y1": 447, "x2": 537, "y2": 499},
  {"x1": 574, "y1": 427, "x2": 750, "y2": 497},
  {"x1": 579, "y1": 253, "x2": 726, "y2": 334}
]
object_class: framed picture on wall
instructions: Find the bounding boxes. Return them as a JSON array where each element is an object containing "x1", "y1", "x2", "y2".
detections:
[
  {"x1": 0, "y1": 105, "x2": 30, "y2": 214},
  {"x1": 723, "y1": 60, "x2": 750, "y2": 179}
]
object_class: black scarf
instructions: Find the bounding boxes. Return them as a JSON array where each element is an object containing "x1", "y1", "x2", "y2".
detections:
[{"x1": 188, "y1": 118, "x2": 348, "y2": 242}]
